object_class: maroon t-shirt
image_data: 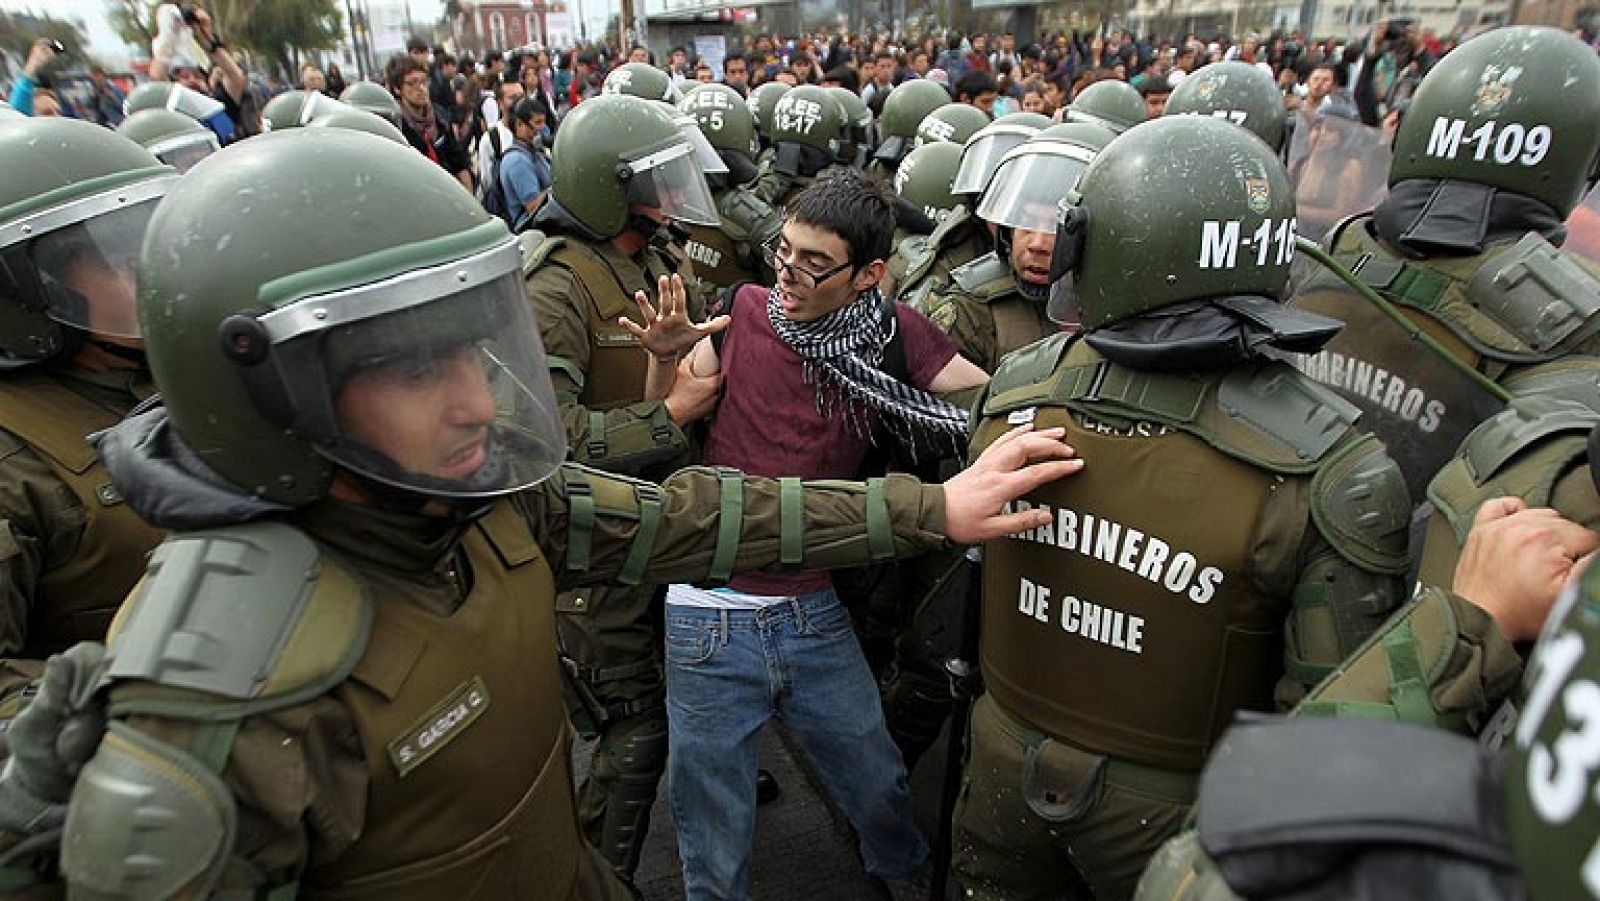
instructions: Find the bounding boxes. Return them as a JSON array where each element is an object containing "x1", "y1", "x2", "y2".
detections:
[{"x1": 705, "y1": 285, "x2": 960, "y2": 596}]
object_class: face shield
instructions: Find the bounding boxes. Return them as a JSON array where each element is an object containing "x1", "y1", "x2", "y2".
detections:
[
  {"x1": 249, "y1": 239, "x2": 567, "y2": 498},
  {"x1": 953, "y1": 124, "x2": 1039, "y2": 196},
  {"x1": 146, "y1": 131, "x2": 221, "y2": 173},
  {"x1": 0, "y1": 175, "x2": 177, "y2": 341},
  {"x1": 621, "y1": 139, "x2": 721, "y2": 227},
  {"x1": 977, "y1": 143, "x2": 1096, "y2": 232},
  {"x1": 675, "y1": 115, "x2": 731, "y2": 176}
]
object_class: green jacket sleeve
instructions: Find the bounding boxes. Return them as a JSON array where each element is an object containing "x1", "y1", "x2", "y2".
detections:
[
  {"x1": 521, "y1": 464, "x2": 950, "y2": 591},
  {"x1": 1293, "y1": 586, "x2": 1525, "y2": 734}
]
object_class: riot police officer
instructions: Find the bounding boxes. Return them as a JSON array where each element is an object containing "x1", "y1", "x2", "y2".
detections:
[
  {"x1": 678, "y1": 83, "x2": 782, "y2": 307},
  {"x1": 522, "y1": 92, "x2": 719, "y2": 881},
  {"x1": 915, "y1": 103, "x2": 990, "y2": 149},
  {"x1": 341, "y1": 79, "x2": 403, "y2": 126},
  {"x1": 893, "y1": 141, "x2": 967, "y2": 228},
  {"x1": 892, "y1": 112, "x2": 1049, "y2": 311},
  {"x1": 828, "y1": 85, "x2": 874, "y2": 168},
  {"x1": 1288, "y1": 26, "x2": 1600, "y2": 504},
  {"x1": 922, "y1": 122, "x2": 1113, "y2": 372},
  {"x1": 259, "y1": 88, "x2": 337, "y2": 132},
  {"x1": 952, "y1": 116, "x2": 1411, "y2": 899},
  {"x1": 0, "y1": 118, "x2": 174, "y2": 688},
  {"x1": 1063, "y1": 79, "x2": 1146, "y2": 134},
  {"x1": 116, "y1": 108, "x2": 220, "y2": 173},
  {"x1": 872, "y1": 79, "x2": 953, "y2": 178},
  {"x1": 758, "y1": 84, "x2": 851, "y2": 209},
  {"x1": 1163, "y1": 60, "x2": 1289, "y2": 154},
  {"x1": 0, "y1": 127, "x2": 1077, "y2": 900}
]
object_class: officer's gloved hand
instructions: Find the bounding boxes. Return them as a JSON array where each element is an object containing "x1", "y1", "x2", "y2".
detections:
[{"x1": 0, "y1": 643, "x2": 108, "y2": 835}]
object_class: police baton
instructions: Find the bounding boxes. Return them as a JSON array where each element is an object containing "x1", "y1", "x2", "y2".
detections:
[{"x1": 928, "y1": 544, "x2": 984, "y2": 901}]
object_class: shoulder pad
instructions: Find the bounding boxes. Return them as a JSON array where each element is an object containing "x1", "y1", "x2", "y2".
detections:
[
  {"x1": 930, "y1": 204, "x2": 971, "y2": 248},
  {"x1": 63, "y1": 721, "x2": 236, "y2": 899},
  {"x1": 105, "y1": 521, "x2": 371, "y2": 709},
  {"x1": 1215, "y1": 362, "x2": 1363, "y2": 466},
  {"x1": 718, "y1": 188, "x2": 780, "y2": 245},
  {"x1": 1310, "y1": 434, "x2": 1412, "y2": 574},
  {"x1": 522, "y1": 233, "x2": 566, "y2": 276},
  {"x1": 1503, "y1": 357, "x2": 1600, "y2": 413},
  {"x1": 981, "y1": 332, "x2": 1075, "y2": 413},
  {"x1": 950, "y1": 251, "x2": 1013, "y2": 298},
  {"x1": 1467, "y1": 233, "x2": 1600, "y2": 355},
  {"x1": 1458, "y1": 395, "x2": 1600, "y2": 484},
  {"x1": 896, "y1": 234, "x2": 939, "y2": 289}
]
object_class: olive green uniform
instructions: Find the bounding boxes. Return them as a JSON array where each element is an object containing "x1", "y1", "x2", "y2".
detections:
[
  {"x1": 922, "y1": 252, "x2": 1057, "y2": 373},
  {"x1": 65, "y1": 464, "x2": 953, "y2": 899},
  {"x1": 952, "y1": 334, "x2": 1410, "y2": 900},
  {"x1": 0, "y1": 366, "x2": 163, "y2": 692},
  {"x1": 890, "y1": 206, "x2": 993, "y2": 313},
  {"x1": 1291, "y1": 216, "x2": 1600, "y2": 503},
  {"x1": 680, "y1": 185, "x2": 781, "y2": 312},
  {"x1": 523, "y1": 233, "x2": 702, "y2": 877},
  {"x1": 1296, "y1": 395, "x2": 1599, "y2": 732}
]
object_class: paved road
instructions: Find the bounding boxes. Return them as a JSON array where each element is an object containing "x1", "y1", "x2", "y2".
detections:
[{"x1": 575, "y1": 726, "x2": 890, "y2": 901}]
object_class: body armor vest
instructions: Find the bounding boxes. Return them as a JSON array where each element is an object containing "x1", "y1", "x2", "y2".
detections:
[
  {"x1": 307, "y1": 504, "x2": 627, "y2": 900},
  {"x1": 971, "y1": 339, "x2": 1314, "y2": 771},
  {"x1": 0, "y1": 372, "x2": 164, "y2": 653},
  {"x1": 546, "y1": 242, "x2": 671, "y2": 410},
  {"x1": 897, "y1": 208, "x2": 991, "y2": 312},
  {"x1": 947, "y1": 252, "x2": 1055, "y2": 370}
]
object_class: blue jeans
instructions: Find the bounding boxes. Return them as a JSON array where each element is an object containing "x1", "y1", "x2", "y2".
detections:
[{"x1": 665, "y1": 589, "x2": 928, "y2": 901}]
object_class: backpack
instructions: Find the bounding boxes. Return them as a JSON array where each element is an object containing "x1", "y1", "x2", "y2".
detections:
[{"x1": 480, "y1": 130, "x2": 533, "y2": 230}]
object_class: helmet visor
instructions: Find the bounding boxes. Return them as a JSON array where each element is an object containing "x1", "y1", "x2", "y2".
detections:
[
  {"x1": 953, "y1": 128, "x2": 1036, "y2": 196},
  {"x1": 625, "y1": 141, "x2": 721, "y2": 227},
  {"x1": 147, "y1": 131, "x2": 221, "y2": 173},
  {"x1": 259, "y1": 241, "x2": 567, "y2": 498},
  {"x1": 977, "y1": 145, "x2": 1096, "y2": 232},
  {"x1": 677, "y1": 115, "x2": 731, "y2": 176},
  {"x1": 27, "y1": 190, "x2": 171, "y2": 340}
]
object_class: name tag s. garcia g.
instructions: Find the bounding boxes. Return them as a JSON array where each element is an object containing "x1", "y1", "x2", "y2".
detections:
[{"x1": 388, "y1": 676, "x2": 492, "y2": 778}]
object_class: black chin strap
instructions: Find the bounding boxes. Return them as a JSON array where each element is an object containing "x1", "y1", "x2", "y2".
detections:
[
  {"x1": 90, "y1": 339, "x2": 147, "y2": 366},
  {"x1": 1373, "y1": 179, "x2": 1567, "y2": 257}
]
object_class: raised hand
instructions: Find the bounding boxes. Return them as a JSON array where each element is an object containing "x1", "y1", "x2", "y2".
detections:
[{"x1": 619, "y1": 274, "x2": 730, "y2": 361}]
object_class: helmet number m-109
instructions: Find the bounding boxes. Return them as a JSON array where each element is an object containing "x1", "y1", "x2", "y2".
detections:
[
  {"x1": 1197, "y1": 218, "x2": 1297, "y2": 270},
  {"x1": 1424, "y1": 116, "x2": 1552, "y2": 166}
]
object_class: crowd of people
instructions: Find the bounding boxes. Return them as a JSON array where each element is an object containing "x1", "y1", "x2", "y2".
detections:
[{"x1": 0, "y1": 6, "x2": 1598, "y2": 901}]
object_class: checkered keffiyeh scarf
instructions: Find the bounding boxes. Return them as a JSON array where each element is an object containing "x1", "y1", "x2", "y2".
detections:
[{"x1": 765, "y1": 285, "x2": 969, "y2": 458}]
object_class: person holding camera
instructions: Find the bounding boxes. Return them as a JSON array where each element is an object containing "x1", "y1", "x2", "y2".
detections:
[
  {"x1": 1354, "y1": 17, "x2": 1432, "y2": 127},
  {"x1": 149, "y1": 4, "x2": 257, "y2": 139},
  {"x1": 6, "y1": 38, "x2": 62, "y2": 117}
]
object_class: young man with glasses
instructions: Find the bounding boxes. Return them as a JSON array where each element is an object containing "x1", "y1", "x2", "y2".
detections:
[
  {"x1": 387, "y1": 55, "x2": 473, "y2": 191},
  {"x1": 624, "y1": 171, "x2": 1003, "y2": 901}
]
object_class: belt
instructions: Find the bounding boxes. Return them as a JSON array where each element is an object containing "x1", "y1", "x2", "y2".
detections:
[{"x1": 988, "y1": 697, "x2": 1198, "y2": 806}]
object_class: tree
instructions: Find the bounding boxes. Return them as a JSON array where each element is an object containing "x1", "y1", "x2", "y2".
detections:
[
  {"x1": 109, "y1": 0, "x2": 157, "y2": 51},
  {"x1": 232, "y1": 0, "x2": 343, "y2": 80},
  {"x1": 0, "y1": 10, "x2": 89, "y2": 63}
]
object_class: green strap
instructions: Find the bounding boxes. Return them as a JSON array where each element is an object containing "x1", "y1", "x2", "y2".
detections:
[
  {"x1": 1389, "y1": 263, "x2": 1451, "y2": 312},
  {"x1": 779, "y1": 477, "x2": 804, "y2": 567},
  {"x1": 1281, "y1": 656, "x2": 1336, "y2": 688},
  {"x1": 618, "y1": 483, "x2": 664, "y2": 586},
  {"x1": 586, "y1": 410, "x2": 608, "y2": 459},
  {"x1": 565, "y1": 470, "x2": 596, "y2": 572},
  {"x1": 1381, "y1": 619, "x2": 1440, "y2": 726},
  {"x1": 1297, "y1": 698, "x2": 1401, "y2": 720},
  {"x1": 188, "y1": 720, "x2": 242, "y2": 774},
  {"x1": 865, "y1": 478, "x2": 895, "y2": 561},
  {"x1": 546, "y1": 353, "x2": 586, "y2": 390},
  {"x1": 709, "y1": 469, "x2": 745, "y2": 582}
]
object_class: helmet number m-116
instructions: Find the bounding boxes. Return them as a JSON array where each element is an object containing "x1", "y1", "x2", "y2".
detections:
[
  {"x1": 1197, "y1": 218, "x2": 1297, "y2": 270},
  {"x1": 1424, "y1": 117, "x2": 1552, "y2": 166}
]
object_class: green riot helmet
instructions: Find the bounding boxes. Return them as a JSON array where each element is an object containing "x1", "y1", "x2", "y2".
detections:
[
  {"x1": 1065, "y1": 80, "x2": 1146, "y2": 134},
  {"x1": 141, "y1": 129, "x2": 567, "y2": 506},
  {"x1": 747, "y1": 81, "x2": 791, "y2": 147},
  {"x1": 1164, "y1": 61, "x2": 1288, "y2": 152},
  {"x1": 827, "y1": 86, "x2": 873, "y2": 167},
  {"x1": 952, "y1": 112, "x2": 1050, "y2": 197},
  {"x1": 117, "y1": 108, "x2": 220, "y2": 173},
  {"x1": 603, "y1": 61, "x2": 682, "y2": 104},
  {"x1": 307, "y1": 105, "x2": 408, "y2": 145},
  {"x1": 545, "y1": 93, "x2": 720, "y2": 240},
  {"x1": 769, "y1": 85, "x2": 846, "y2": 178},
  {"x1": 915, "y1": 103, "x2": 990, "y2": 148},
  {"x1": 680, "y1": 83, "x2": 761, "y2": 183},
  {"x1": 0, "y1": 117, "x2": 176, "y2": 364},
  {"x1": 1505, "y1": 559, "x2": 1600, "y2": 901},
  {"x1": 894, "y1": 141, "x2": 966, "y2": 224},
  {"x1": 1391, "y1": 26, "x2": 1600, "y2": 217},
  {"x1": 260, "y1": 89, "x2": 338, "y2": 132},
  {"x1": 340, "y1": 80, "x2": 402, "y2": 126},
  {"x1": 876, "y1": 79, "x2": 952, "y2": 167},
  {"x1": 673, "y1": 111, "x2": 732, "y2": 178},
  {"x1": 978, "y1": 122, "x2": 1113, "y2": 302},
  {"x1": 1049, "y1": 116, "x2": 1301, "y2": 335},
  {"x1": 123, "y1": 80, "x2": 228, "y2": 125}
]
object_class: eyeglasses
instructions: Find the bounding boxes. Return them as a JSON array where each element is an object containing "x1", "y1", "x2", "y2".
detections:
[
  {"x1": 402, "y1": 76, "x2": 428, "y2": 88},
  {"x1": 762, "y1": 241, "x2": 854, "y2": 289}
]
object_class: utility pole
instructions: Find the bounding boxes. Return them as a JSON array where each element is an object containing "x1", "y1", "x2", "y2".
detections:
[{"x1": 344, "y1": 0, "x2": 366, "y2": 79}]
